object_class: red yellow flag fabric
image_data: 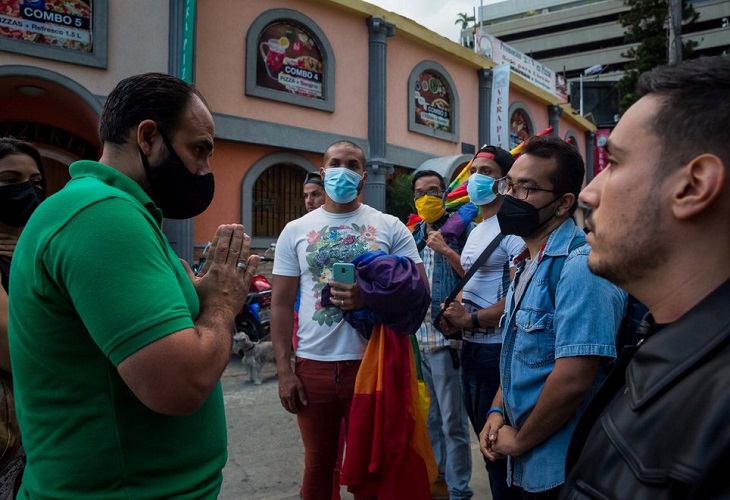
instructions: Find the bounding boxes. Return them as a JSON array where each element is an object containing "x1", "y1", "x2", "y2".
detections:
[{"x1": 341, "y1": 325, "x2": 437, "y2": 499}]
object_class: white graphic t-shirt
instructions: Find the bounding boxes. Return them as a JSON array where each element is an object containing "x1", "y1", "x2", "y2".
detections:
[
  {"x1": 460, "y1": 215, "x2": 525, "y2": 344},
  {"x1": 273, "y1": 204, "x2": 422, "y2": 361}
]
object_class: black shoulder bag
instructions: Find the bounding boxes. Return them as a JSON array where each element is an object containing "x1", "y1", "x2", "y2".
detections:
[{"x1": 432, "y1": 233, "x2": 504, "y2": 339}]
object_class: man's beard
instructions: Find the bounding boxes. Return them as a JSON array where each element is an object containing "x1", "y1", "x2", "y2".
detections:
[{"x1": 587, "y1": 196, "x2": 667, "y2": 287}]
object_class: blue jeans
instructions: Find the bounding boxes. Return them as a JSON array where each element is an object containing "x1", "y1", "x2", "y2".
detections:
[
  {"x1": 421, "y1": 348, "x2": 473, "y2": 499},
  {"x1": 461, "y1": 342, "x2": 519, "y2": 500}
]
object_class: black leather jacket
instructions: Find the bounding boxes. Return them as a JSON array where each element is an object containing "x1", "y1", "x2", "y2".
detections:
[{"x1": 560, "y1": 279, "x2": 730, "y2": 499}]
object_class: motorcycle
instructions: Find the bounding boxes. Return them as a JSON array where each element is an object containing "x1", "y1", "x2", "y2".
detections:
[
  {"x1": 193, "y1": 243, "x2": 274, "y2": 344},
  {"x1": 235, "y1": 271, "x2": 272, "y2": 343}
]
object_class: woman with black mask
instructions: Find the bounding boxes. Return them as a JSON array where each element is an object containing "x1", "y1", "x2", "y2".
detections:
[{"x1": 0, "y1": 136, "x2": 45, "y2": 498}]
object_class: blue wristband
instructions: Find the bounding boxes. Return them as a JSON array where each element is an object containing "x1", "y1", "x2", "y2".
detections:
[{"x1": 487, "y1": 407, "x2": 504, "y2": 418}]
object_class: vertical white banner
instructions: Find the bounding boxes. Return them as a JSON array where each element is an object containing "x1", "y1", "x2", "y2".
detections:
[{"x1": 490, "y1": 63, "x2": 510, "y2": 150}]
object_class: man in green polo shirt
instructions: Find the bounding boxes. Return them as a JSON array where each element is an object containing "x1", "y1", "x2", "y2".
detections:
[{"x1": 8, "y1": 73, "x2": 258, "y2": 499}]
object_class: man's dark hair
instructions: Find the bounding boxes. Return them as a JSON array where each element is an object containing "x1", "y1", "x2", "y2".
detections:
[
  {"x1": 523, "y1": 135, "x2": 585, "y2": 214},
  {"x1": 0, "y1": 136, "x2": 45, "y2": 192},
  {"x1": 98, "y1": 73, "x2": 205, "y2": 145},
  {"x1": 476, "y1": 144, "x2": 515, "y2": 177},
  {"x1": 411, "y1": 170, "x2": 445, "y2": 190},
  {"x1": 303, "y1": 171, "x2": 323, "y2": 186},
  {"x1": 637, "y1": 56, "x2": 730, "y2": 173}
]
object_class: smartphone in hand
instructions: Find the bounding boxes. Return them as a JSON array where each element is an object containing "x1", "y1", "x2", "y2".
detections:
[{"x1": 333, "y1": 262, "x2": 355, "y2": 285}]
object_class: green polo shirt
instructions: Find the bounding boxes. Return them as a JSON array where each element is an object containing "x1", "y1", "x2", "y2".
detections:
[{"x1": 9, "y1": 161, "x2": 226, "y2": 499}]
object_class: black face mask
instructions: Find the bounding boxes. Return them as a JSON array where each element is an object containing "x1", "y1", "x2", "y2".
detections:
[
  {"x1": 0, "y1": 181, "x2": 44, "y2": 227},
  {"x1": 139, "y1": 129, "x2": 214, "y2": 219},
  {"x1": 497, "y1": 195, "x2": 560, "y2": 238}
]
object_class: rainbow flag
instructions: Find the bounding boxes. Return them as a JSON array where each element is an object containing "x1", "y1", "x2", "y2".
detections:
[
  {"x1": 406, "y1": 213, "x2": 423, "y2": 231},
  {"x1": 440, "y1": 202, "x2": 479, "y2": 243},
  {"x1": 341, "y1": 325, "x2": 437, "y2": 499}
]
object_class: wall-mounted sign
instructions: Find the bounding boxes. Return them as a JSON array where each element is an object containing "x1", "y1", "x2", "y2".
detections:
[
  {"x1": 491, "y1": 63, "x2": 510, "y2": 150},
  {"x1": 509, "y1": 109, "x2": 532, "y2": 150},
  {"x1": 475, "y1": 29, "x2": 567, "y2": 103},
  {"x1": 414, "y1": 70, "x2": 452, "y2": 133},
  {"x1": 594, "y1": 128, "x2": 611, "y2": 177},
  {"x1": 0, "y1": 0, "x2": 93, "y2": 52},
  {"x1": 256, "y1": 21, "x2": 325, "y2": 100}
]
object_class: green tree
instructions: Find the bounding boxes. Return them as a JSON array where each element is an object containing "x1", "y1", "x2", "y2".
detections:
[
  {"x1": 386, "y1": 173, "x2": 416, "y2": 224},
  {"x1": 455, "y1": 12, "x2": 476, "y2": 31},
  {"x1": 617, "y1": 0, "x2": 698, "y2": 113}
]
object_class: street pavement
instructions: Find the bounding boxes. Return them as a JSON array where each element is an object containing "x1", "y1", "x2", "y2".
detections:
[{"x1": 219, "y1": 355, "x2": 493, "y2": 499}]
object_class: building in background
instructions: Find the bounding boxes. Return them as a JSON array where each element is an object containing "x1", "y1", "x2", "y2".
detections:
[
  {"x1": 0, "y1": 0, "x2": 593, "y2": 260},
  {"x1": 466, "y1": 0, "x2": 729, "y2": 128}
]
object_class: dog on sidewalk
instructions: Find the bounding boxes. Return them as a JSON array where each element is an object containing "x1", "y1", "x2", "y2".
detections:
[{"x1": 232, "y1": 332, "x2": 275, "y2": 385}]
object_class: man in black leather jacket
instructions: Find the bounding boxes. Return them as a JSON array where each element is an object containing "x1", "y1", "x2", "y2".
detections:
[{"x1": 559, "y1": 56, "x2": 730, "y2": 498}]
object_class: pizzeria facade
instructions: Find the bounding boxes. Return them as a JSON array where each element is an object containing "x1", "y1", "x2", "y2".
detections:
[{"x1": 0, "y1": 0, "x2": 595, "y2": 261}]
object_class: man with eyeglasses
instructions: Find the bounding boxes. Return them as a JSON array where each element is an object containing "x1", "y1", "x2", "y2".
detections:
[
  {"x1": 439, "y1": 146, "x2": 524, "y2": 500},
  {"x1": 410, "y1": 169, "x2": 476, "y2": 500},
  {"x1": 479, "y1": 136, "x2": 626, "y2": 499}
]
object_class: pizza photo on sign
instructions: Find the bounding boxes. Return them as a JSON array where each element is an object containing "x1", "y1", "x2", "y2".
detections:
[
  {"x1": 414, "y1": 71, "x2": 452, "y2": 133},
  {"x1": 256, "y1": 22, "x2": 325, "y2": 100},
  {"x1": 0, "y1": 0, "x2": 93, "y2": 52}
]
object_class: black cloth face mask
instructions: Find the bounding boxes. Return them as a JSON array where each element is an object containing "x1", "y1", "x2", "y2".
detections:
[
  {"x1": 0, "y1": 181, "x2": 44, "y2": 227},
  {"x1": 497, "y1": 195, "x2": 560, "y2": 238},
  {"x1": 138, "y1": 128, "x2": 214, "y2": 219}
]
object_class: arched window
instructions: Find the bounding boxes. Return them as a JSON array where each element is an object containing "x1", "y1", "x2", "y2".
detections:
[
  {"x1": 253, "y1": 164, "x2": 308, "y2": 237},
  {"x1": 245, "y1": 9, "x2": 335, "y2": 112},
  {"x1": 508, "y1": 105, "x2": 534, "y2": 150},
  {"x1": 242, "y1": 152, "x2": 318, "y2": 248},
  {"x1": 408, "y1": 61, "x2": 459, "y2": 142}
]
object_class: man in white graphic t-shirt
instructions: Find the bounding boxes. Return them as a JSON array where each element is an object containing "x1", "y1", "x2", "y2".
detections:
[{"x1": 270, "y1": 140, "x2": 426, "y2": 499}]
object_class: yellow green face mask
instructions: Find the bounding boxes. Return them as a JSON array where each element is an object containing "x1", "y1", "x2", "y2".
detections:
[{"x1": 415, "y1": 194, "x2": 445, "y2": 224}]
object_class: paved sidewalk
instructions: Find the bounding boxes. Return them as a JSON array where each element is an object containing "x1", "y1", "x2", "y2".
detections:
[{"x1": 220, "y1": 357, "x2": 492, "y2": 499}]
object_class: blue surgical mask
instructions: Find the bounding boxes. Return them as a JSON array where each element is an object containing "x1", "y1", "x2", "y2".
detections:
[
  {"x1": 467, "y1": 173, "x2": 497, "y2": 206},
  {"x1": 323, "y1": 167, "x2": 362, "y2": 204}
]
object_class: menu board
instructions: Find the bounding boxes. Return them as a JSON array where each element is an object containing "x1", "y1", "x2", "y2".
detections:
[
  {"x1": 256, "y1": 21, "x2": 325, "y2": 100},
  {"x1": 0, "y1": 0, "x2": 93, "y2": 53},
  {"x1": 414, "y1": 70, "x2": 452, "y2": 133}
]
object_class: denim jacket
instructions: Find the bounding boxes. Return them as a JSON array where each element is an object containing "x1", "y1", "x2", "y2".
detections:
[
  {"x1": 499, "y1": 219, "x2": 626, "y2": 492},
  {"x1": 412, "y1": 217, "x2": 475, "y2": 320}
]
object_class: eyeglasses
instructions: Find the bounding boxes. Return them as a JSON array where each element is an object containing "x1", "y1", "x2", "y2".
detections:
[
  {"x1": 413, "y1": 188, "x2": 444, "y2": 200},
  {"x1": 496, "y1": 177, "x2": 560, "y2": 200}
]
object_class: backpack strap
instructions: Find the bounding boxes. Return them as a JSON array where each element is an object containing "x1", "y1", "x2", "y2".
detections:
[
  {"x1": 545, "y1": 232, "x2": 649, "y2": 352},
  {"x1": 546, "y1": 232, "x2": 588, "y2": 307},
  {"x1": 432, "y1": 233, "x2": 504, "y2": 334}
]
